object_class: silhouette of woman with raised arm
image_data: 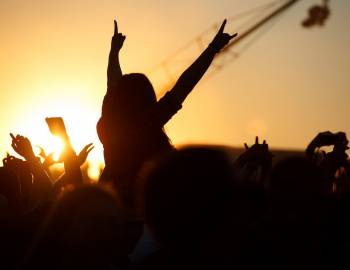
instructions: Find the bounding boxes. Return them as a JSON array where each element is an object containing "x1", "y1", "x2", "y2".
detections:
[{"x1": 97, "y1": 19, "x2": 237, "y2": 206}]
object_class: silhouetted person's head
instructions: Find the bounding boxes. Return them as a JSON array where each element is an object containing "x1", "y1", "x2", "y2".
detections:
[
  {"x1": 25, "y1": 185, "x2": 129, "y2": 268},
  {"x1": 102, "y1": 73, "x2": 157, "y2": 127},
  {"x1": 269, "y1": 157, "x2": 327, "y2": 260},
  {"x1": 97, "y1": 73, "x2": 157, "y2": 145},
  {"x1": 113, "y1": 73, "x2": 156, "y2": 123},
  {"x1": 139, "y1": 147, "x2": 238, "y2": 255},
  {"x1": 270, "y1": 156, "x2": 324, "y2": 213}
]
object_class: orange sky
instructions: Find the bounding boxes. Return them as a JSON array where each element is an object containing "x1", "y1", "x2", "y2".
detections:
[{"x1": 1, "y1": 0, "x2": 350, "y2": 177}]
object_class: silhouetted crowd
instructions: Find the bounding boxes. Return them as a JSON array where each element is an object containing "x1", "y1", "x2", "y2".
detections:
[{"x1": 1, "y1": 19, "x2": 350, "y2": 269}]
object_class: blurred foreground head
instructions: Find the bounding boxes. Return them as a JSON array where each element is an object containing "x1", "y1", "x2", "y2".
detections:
[
  {"x1": 140, "y1": 147, "x2": 246, "y2": 255},
  {"x1": 24, "y1": 185, "x2": 130, "y2": 269},
  {"x1": 270, "y1": 156, "x2": 325, "y2": 213}
]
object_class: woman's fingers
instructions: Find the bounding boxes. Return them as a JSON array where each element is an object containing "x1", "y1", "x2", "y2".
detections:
[
  {"x1": 114, "y1": 19, "x2": 118, "y2": 35},
  {"x1": 86, "y1": 146, "x2": 94, "y2": 155},
  {"x1": 219, "y1": 19, "x2": 227, "y2": 33}
]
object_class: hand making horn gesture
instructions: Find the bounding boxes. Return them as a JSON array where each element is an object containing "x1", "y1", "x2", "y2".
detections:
[{"x1": 209, "y1": 19, "x2": 238, "y2": 53}]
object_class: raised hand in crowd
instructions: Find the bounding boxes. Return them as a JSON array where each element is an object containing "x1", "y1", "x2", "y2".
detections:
[
  {"x1": 77, "y1": 143, "x2": 94, "y2": 167},
  {"x1": 107, "y1": 19, "x2": 126, "y2": 90},
  {"x1": 10, "y1": 133, "x2": 36, "y2": 161},
  {"x1": 37, "y1": 146, "x2": 55, "y2": 166},
  {"x1": 36, "y1": 146, "x2": 56, "y2": 179},
  {"x1": 38, "y1": 141, "x2": 93, "y2": 173},
  {"x1": 306, "y1": 131, "x2": 349, "y2": 194},
  {"x1": 306, "y1": 131, "x2": 348, "y2": 170},
  {"x1": 234, "y1": 136, "x2": 273, "y2": 183},
  {"x1": 45, "y1": 117, "x2": 81, "y2": 176},
  {"x1": 306, "y1": 131, "x2": 348, "y2": 158},
  {"x1": 47, "y1": 118, "x2": 94, "y2": 192},
  {"x1": 3, "y1": 153, "x2": 32, "y2": 208},
  {"x1": 10, "y1": 133, "x2": 53, "y2": 208}
]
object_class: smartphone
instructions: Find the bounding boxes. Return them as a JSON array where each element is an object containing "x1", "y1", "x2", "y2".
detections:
[{"x1": 45, "y1": 117, "x2": 68, "y2": 138}]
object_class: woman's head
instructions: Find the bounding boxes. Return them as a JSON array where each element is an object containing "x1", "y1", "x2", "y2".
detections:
[
  {"x1": 115, "y1": 73, "x2": 157, "y2": 115},
  {"x1": 97, "y1": 73, "x2": 157, "y2": 146},
  {"x1": 97, "y1": 73, "x2": 157, "y2": 155}
]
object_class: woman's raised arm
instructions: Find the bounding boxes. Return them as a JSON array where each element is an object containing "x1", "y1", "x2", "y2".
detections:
[
  {"x1": 107, "y1": 20, "x2": 126, "y2": 92},
  {"x1": 167, "y1": 19, "x2": 237, "y2": 105}
]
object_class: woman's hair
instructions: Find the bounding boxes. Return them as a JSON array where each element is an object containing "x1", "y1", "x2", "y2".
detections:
[
  {"x1": 118, "y1": 73, "x2": 156, "y2": 102},
  {"x1": 97, "y1": 73, "x2": 158, "y2": 145},
  {"x1": 114, "y1": 73, "x2": 157, "y2": 122}
]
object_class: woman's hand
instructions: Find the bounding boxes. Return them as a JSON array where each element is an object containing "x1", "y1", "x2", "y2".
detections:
[
  {"x1": 209, "y1": 19, "x2": 237, "y2": 53},
  {"x1": 111, "y1": 19, "x2": 126, "y2": 52}
]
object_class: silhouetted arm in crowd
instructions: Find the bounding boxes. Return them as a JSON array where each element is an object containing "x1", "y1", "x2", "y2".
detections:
[
  {"x1": 107, "y1": 20, "x2": 126, "y2": 92},
  {"x1": 37, "y1": 142, "x2": 93, "y2": 184},
  {"x1": 306, "y1": 131, "x2": 343, "y2": 157},
  {"x1": 306, "y1": 131, "x2": 349, "y2": 191},
  {"x1": 3, "y1": 154, "x2": 33, "y2": 209},
  {"x1": 36, "y1": 146, "x2": 57, "y2": 179},
  {"x1": 53, "y1": 141, "x2": 93, "y2": 194},
  {"x1": 166, "y1": 20, "x2": 237, "y2": 106},
  {"x1": 53, "y1": 135, "x2": 86, "y2": 193},
  {"x1": 306, "y1": 131, "x2": 348, "y2": 164},
  {"x1": 77, "y1": 143, "x2": 94, "y2": 166},
  {"x1": 10, "y1": 134, "x2": 53, "y2": 205}
]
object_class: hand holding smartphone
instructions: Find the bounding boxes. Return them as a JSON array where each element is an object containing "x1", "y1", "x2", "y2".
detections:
[{"x1": 45, "y1": 117, "x2": 68, "y2": 139}]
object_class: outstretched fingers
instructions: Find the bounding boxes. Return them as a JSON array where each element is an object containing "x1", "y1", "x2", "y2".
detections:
[
  {"x1": 230, "y1": 33, "x2": 238, "y2": 40},
  {"x1": 219, "y1": 19, "x2": 238, "y2": 38},
  {"x1": 79, "y1": 143, "x2": 94, "y2": 157},
  {"x1": 82, "y1": 142, "x2": 93, "y2": 150},
  {"x1": 84, "y1": 143, "x2": 94, "y2": 154}
]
